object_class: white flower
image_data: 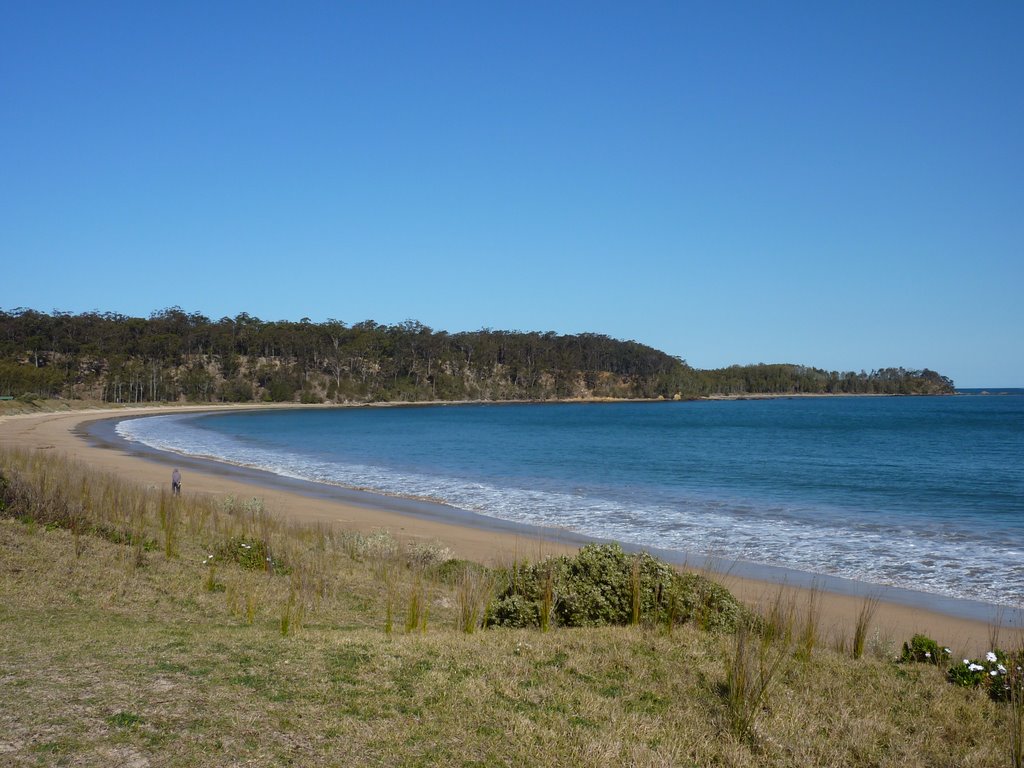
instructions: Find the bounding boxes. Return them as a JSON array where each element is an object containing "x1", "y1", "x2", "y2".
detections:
[
  {"x1": 944, "y1": 648, "x2": 951, "y2": 653},
  {"x1": 999, "y1": 665, "x2": 1007, "y2": 673},
  {"x1": 964, "y1": 659, "x2": 971, "y2": 665},
  {"x1": 924, "y1": 652, "x2": 931, "y2": 658},
  {"x1": 991, "y1": 670, "x2": 999, "y2": 676},
  {"x1": 987, "y1": 651, "x2": 998, "y2": 662},
  {"x1": 969, "y1": 663, "x2": 984, "y2": 672}
]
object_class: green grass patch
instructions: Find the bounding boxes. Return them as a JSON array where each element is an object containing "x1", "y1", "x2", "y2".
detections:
[{"x1": 107, "y1": 711, "x2": 144, "y2": 728}]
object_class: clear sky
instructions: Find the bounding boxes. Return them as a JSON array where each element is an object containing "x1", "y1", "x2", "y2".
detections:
[{"x1": 2, "y1": 2, "x2": 1021, "y2": 387}]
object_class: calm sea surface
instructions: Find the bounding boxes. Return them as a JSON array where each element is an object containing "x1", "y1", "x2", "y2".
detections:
[{"x1": 116, "y1": 396, "x2": 1024, "y2": 606}]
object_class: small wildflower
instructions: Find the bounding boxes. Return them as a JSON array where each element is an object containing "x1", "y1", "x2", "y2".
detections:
[
  {"x1": 986, "y1": 651, "x2": 998, "y2": 663},
  {"x1": 990, "y1": 670, "x2": 998, "y2": 676},
  {"x1": 924, "y1": 651, "x2": 931, "y2": 658}
]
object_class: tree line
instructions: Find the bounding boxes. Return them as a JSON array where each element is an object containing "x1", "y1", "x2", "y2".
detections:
[{"x1": 0, "y1": 307, "x2": 955, "y2": 403}]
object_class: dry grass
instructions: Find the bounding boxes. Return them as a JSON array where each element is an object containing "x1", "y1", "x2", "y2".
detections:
[
  {"x1": 852, "y1": 593, "x2": 882, "y2": 660},
  {"x1": 1012, "y1": 663, "x2": 1024, "y2": 768},
  {"x1": 0, "y1": 446, "x2": 1018, "y2": 767}
]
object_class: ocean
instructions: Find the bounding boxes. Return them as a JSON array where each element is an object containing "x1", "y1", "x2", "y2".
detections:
[{"x1": 114, "y1": 395, "x2": 1024, "y2": 608}]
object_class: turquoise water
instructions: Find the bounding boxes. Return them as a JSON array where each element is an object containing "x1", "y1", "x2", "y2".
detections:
[{"x1": 117, "y1": 396, "x2": 1024, "y2": 606}]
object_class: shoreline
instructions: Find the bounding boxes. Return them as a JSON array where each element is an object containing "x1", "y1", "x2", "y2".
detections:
[
  {"x1": 1, "y1": 402, "x2": 1020, "y2": 654},
  {"x1": 85, "y1": 413, "x2": 1024, "y2": 626}
]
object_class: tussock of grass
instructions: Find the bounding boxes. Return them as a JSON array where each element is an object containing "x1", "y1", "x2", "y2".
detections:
[
  {"x1": 853, "y1": 594, "x2": 882, "y2": 660},
  {"x1": 0, "y1": 446, "x2": 1020, "y2": 766}
]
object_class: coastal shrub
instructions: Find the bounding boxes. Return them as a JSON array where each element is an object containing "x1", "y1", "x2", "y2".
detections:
[
  {"x1": 557, "y1": 543, "x2": 636, "y2": 626},
  {"x1": 405, "y1": 541, "x2": 454, "y2": 568},
  {"x1": 489, "y1": 593, "x2": 540, "y2": 628},
  {"x1": 485, "y1": 543, "x2": 751, "y2": 631},
  {"x1": 949, "y1": 650, "x2": 1023, "y2": 702},
  {"x1": 675, "y1": 572, "x2": 752, "y2": 632},
  {"x1": 216, "y1": 535, "x2": 289, "y2": 574},
  {"x1": 901, "y1": 634, "x2": 950, "y2": 665}
]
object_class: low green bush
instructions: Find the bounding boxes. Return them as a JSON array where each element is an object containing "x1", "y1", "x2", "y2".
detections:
[
  {"x1": 485, "y1": 543, "x2": 750, "y2": 631},
  {"x1": 901, "y1": 634, "x2": 950, "y2": 665},
  {"x1": 489, "y1": 593, "x2": 541, "y2": 628},
  {"x1": 216, "y1": 535, "x2": 289, "y2": 573},
  {"x1": 948, "y1": 649, "x2": 1022, "y2": 702}
]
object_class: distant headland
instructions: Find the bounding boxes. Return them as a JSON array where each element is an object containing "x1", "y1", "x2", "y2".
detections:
[{"x1": 0, "y1": 307, "x2": 955, "y2": 404}]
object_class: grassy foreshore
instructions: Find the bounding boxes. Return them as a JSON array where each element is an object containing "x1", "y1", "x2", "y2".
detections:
[
  {"x1": 0, "y1": 401, "x2": 1013, "y2": 643},
  {"x1": 2, "y1": 403, "x2": 1023, "y2": 766}
]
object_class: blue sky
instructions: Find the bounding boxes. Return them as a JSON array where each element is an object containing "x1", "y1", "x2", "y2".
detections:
[{"x1": 2, "y1": 2, "x2": 1021, "y2": 387}]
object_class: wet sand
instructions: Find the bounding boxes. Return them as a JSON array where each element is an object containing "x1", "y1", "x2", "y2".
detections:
[{"x1": 1, "y1": 403, "x2": 1018, "y2": 655}]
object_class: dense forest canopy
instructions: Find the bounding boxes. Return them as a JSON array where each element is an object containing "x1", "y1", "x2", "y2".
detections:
[{"x1": 0, "y1": 307, "x2": 955, "y2": 403}]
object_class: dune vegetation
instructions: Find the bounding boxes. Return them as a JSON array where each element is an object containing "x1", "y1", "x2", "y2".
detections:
[{"x1": 1, "y1": 445, "x2": 1020, "y2": 767}]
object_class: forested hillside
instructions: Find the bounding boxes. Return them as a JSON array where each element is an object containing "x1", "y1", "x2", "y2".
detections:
[{"x1": 0, "y1": 308, "x2": 955, "y2": 403}]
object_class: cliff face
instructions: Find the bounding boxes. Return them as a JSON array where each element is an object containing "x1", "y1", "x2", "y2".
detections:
[{"x1": 0, "y1": 309, "x2": 954, "y2": 403}]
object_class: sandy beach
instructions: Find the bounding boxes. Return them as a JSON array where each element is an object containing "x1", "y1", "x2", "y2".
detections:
[{"x1": 1, "y1": 403, "x2": 1018, "y2": 655}]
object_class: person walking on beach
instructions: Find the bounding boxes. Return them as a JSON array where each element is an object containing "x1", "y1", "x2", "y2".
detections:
[{"x1": 171, "y1": 468, "x2": 182, "y2": 496}]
